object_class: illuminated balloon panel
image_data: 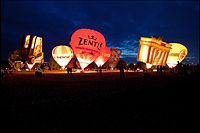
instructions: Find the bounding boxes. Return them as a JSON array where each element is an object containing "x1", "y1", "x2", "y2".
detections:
[
  {"x1": 167, "y1": 43, "x2": 188, "y2": 68},
  {"x1": 27, "y1": 63, "x2": 35, "y2": 70},
  {"x1": 24, "y1": 35, "x2": 30, "y2": 48},
  {"x1": 52, "y1": 45, "x2": 73, "y2": 69},
  {"x1": 33, "y1": 37, "x2": 43, "y2": 63},
  {"x1": 70, "y1": 28, "x2": 106, "y2": 69},
  {"x1": 94, "y1": 46, "x2": 111, "y2": 67},
  {"x1": 76, "y1": 61, "x2": 81, "y2": 69}
]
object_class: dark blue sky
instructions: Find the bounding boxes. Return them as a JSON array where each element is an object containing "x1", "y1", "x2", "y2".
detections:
[{"x1": 1, "y1": 1, "x2": 199, "y2": 64}]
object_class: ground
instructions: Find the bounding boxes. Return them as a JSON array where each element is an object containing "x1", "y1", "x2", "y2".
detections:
[{"x1": 1, "y1": 70, "x2": 199, "y2": 132}]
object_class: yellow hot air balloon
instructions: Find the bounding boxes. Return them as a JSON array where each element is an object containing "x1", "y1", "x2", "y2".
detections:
[{"x1": 167, "y1": 43, "x2": 188, "y2": 68}]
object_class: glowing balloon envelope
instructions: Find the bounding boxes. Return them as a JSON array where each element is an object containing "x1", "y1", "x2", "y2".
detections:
[
  {"x1": 27, "y1": 63, "x2": 35, "y2": 70},
  {"x1": 167, "y1": 43, "x2": 188, "y2": 68},
  {"x1": 52, "y1": 45, "x2": 73, "y2": 69},
  {"x1": 108, "y1": 48, "x2": 122, "y2": 68},
  {"x1": 70, "y1": 28, "x2": 106, "y2": 69},
  {"x1": 94, "y1": 46, "x2": 111, "y2": 67},
  {"x1": 137, "y1": 37, "x2": 172, "y2": 66}
]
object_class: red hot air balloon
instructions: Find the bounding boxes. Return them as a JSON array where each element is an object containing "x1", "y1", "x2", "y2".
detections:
[
  {"x1": 94, "y1": 46, "x2": 111, "y2": 67},
  {"x1": 52, "y1": 45, "x2": 73, "y2": 69},
  {"x1": 70, "y1": 28, "x2": 106, "y2": 69}
]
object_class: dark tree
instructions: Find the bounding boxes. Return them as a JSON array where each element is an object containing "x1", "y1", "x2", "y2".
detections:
[
  {"x1": 128, "y1": 63, "x2": 136, "y2": 70},
  {"x1": 136, "y1": 61, "x2": 146, "y2": 69},
  {"x1": 49, "y1": 56, "x2": 60, "y2": 70},
  {"x1": 117, "y1": 60, "x2": 127, "y2": 69},
  {"x1": 8, "y1": 50, "x2": 24, "y2": 69},
  {"x1": 1, "y1": 60, "x2": 10, "y2": 69}
]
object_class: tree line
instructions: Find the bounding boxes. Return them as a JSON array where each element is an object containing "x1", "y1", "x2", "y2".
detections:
[{"x1": 1, "y1": 49, "x2": 175, "y2": 71}]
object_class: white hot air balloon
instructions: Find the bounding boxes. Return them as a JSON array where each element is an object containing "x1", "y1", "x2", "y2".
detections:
[{"x1": 52, "y1": 45, "x2": 73, "y2": 69}]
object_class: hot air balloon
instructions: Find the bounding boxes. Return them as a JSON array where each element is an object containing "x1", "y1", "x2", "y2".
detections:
[
  {"x1": 20, "y1": 34, "x2": 44, "y2": 70},
  {"x1": 108, "y1": 48, "x2": 122, "y2": 68},
  {"x1": 52, "y1": 45, "x2": 73, "y2": 69},
  {"x1": 167, "y1": 43, "x2": 188, "y2": 68},
  {"x1": 70, "y1": 28, "x2": 106, "y2": 69},
  {"x1": 137, "y1": 37, "x2": 172, "y2": 67},
  {"x1": 94, "y1": 46, "x2": 111, "y2": 67}
]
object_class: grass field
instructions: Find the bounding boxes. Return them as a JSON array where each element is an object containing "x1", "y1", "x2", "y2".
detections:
[{"x1": 1, "y1": 71, "x2": 199, "y2": 132}]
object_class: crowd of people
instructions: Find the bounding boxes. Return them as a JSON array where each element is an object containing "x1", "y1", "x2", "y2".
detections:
[
  {"x1": 149, "y1": 61, "x2": 200, "y2": 76},
  {"x1": 174, "y1": 61, "x2": 200, "y2": 76}
]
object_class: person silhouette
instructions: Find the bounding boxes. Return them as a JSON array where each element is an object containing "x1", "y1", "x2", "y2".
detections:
[
  {"x1": 99, "y1": 65, "x2": 102, "y2": 76},
  {"x1": 119, "y1": 62, "x2": 125, "y2": 79},
  {"x1": 160, "y1": 65, "x2": 163, "y2": 74},
  {"x1": 156, "y1": 65, "x2": 160, "y2": 74},
  {"x1": 177, "y1": 61, "x2": 182, "y2": 76},
  {"x1": 67, "y1": 67, "x2": 70, "y2": 74}
]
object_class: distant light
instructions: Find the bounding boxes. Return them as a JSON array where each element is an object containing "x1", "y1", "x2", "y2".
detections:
[
  {"x1": 168, "y1": 64, "x2": 176, "y2": 68},
  {"x1": 146, "y1": 63, "x2": 152, "y2": 69}
]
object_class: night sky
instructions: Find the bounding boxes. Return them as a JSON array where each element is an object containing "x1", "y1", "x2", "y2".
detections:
[{"x1": 1, "y1": 1, "x2": 199, "y2": 65}]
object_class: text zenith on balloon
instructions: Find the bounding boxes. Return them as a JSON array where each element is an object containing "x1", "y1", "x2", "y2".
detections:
[{"x1": 78, "y1": 37, "x2": 103, "y2": 50}]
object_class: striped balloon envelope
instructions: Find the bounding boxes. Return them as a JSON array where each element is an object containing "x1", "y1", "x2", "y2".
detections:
[{"x1": 52, "y1": 45, "x2": 73, "y2": 69}]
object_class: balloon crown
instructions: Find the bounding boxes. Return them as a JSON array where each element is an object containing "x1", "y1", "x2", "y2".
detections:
[{"x1": 88, "y1": 35, "x2": 97, "y2": 40}]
